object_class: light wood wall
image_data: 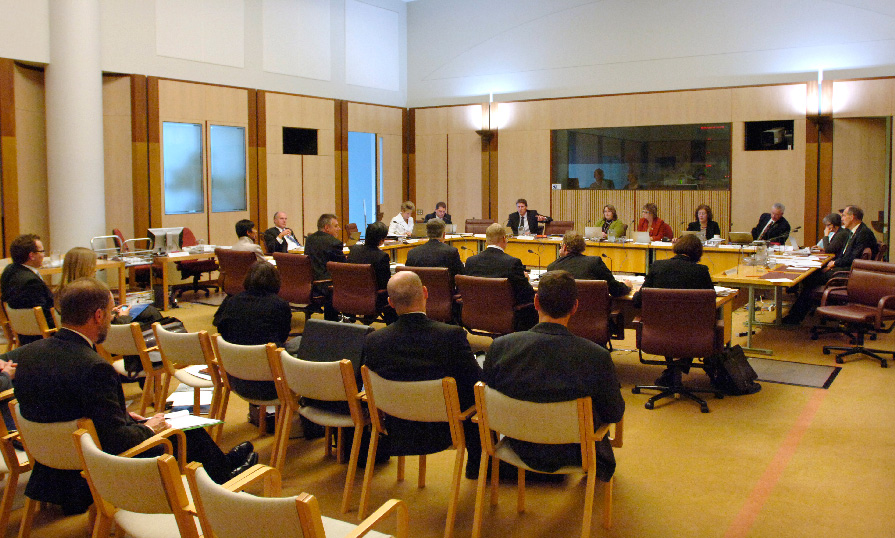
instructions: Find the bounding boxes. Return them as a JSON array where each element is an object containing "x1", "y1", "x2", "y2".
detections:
[
  {"x1": 13, "y1": 65, "x2": 48, "y2": 246},
  {"x1": 347, "y1": 102, "x2": 403, "y2": 225},
  {"x1": 264, "y1": 92, "x2": 335, "y2": 240},
  {"x1": 832, "y1": 118, "x2": 888, "y2": 232},
  {"x1": 102, "y1": 75, "x2": 134, "y2": 240}
]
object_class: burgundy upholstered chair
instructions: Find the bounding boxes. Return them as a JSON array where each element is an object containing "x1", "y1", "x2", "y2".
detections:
[{"x1": 395, "y1": 266, "x2": 454, "y2": 323}]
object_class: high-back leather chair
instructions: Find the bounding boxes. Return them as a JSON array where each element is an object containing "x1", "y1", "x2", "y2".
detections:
[
  {"x1": 396, "y1": 266, "x2": 454, "y2": 323},
  {"x1": 272, "y1": 252, "x2": 321, "y2": 325},
  {"x1": 464, "y1": 219, "x2": 495, "y2": 234},
  {"x1": 544, "y1": 220, "x2": 574, "y2": 236},
  {"x1": 568, "y1": 280, "x2": 611, "y2": 347},
  {"x1": 811, "y1": 259, "x2": 895, "y2": 339},
  {"x1": 631, "y1": 288, "x2": 724, "y2": 413},
  {"x1": 345, "y1": 223, "x2": 361, "y2": 246},
  {"x1": 327, "y1": 261, "x2": 385, "y2": 321},
  {"x1": 815, "y1": 261, "x2": 895, "y2": 367},
  {"x1": 173, "y1": 227, "x2": 219, "y2": 297},
  {"x1": 214, "y1": 249, "x2": 257, "y2": 296},
  {"x1": 455, "y1": 275, "x2": 518, "y2": 337}
]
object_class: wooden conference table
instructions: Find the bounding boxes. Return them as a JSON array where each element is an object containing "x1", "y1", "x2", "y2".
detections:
[{"x1": 39, "y1": 258, "x2": 127, "y2": 304}]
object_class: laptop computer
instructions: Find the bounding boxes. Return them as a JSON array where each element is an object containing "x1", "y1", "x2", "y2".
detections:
[
  {"x1": 679, "y1": 230, "x2": 706, "y2": 242},
  {"x1": 411, "y1": 223, "x2": 429, "y2": 238},
  {"x1": 728, "y1": 232, "x2": 753, "y2": 245},
  {"x1": 632, "y1": 231, "x2": 651, "y2": 243}
]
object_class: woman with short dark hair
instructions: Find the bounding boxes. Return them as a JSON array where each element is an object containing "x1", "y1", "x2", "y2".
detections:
[
  {"x1": 686, "y1": 204, "x2": 721, "y2": 240},
  {"x1": 214, "y1": 261, "x2": 291, "y2": 348},
  {"x1": 637, "y1": 203, "x2": 674, "y2": 241}
]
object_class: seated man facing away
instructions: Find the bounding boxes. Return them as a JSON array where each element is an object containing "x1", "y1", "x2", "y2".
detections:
[
  {"x1": 230, "y1": 218, "x2": 266, "y2": 262},
  {"x1": 304, "y1": 213, "x2": 347, "y2": 321},
  {"x1": 405, "y1": 218, "x2": 464, "y2": 283},
  {"x1": 8, "y1": 277, "x2": 256, "y2": 515},
  {"x1": 483, "y1": 270, "x2": 625, "y2": 481},
  {"x1": 464, "y1": 223, "x2": 538, "y2": 331},
  {"x1": 546, "y1": 231, "x2": 630, "y2": 297},
  {"x1": 362, "y1": 271, "x2": 483, "y2": 478},
  {"x1": 0, "y1": 233, "x2": 55, "y2": 344}
]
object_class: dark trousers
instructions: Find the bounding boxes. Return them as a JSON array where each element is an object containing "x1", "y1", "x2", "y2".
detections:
[{"x1": 787, "y1": 267, "x2": 838, "y2": 322}]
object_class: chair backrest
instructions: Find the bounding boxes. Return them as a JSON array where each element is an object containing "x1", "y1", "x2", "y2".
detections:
[
  {"x1": 362, "y1": 367, "x2": 452, "y2": 424},
  {"x1": 154, "y1": 323, "x2": 213, "y2": 368},
  {"x1": 11, "y1": 402, "x2": 82, "y2": 470},
  {"x1": 214, "y1": 337, "x2": 276, "y2": 382},
  {"x1": 477, "y1": 385, "x2": 583, "y2": 446},
  {"x1": 272, "y1": 253, "x2": 313, "y2": 305},
  {"x1": 182, "y1": 227, "x2": 199, "y2": 248},
  {"x1": 639, "y1": 288, "x2": 717, "y2": 358},
  {"x1": 345, "y1": 223, "x2": 359, "y2": 235},
  {"x1": 875, "y1": 243, "x2": 887, "y2": 262},
  {"x1": 327, "y1": 262, "x2": 379, "y2": 316},
  {"x1": 276, "y1": 352, "x2": 352, "y2": 403},
  {"x1": 544, "y1": 220, "x2": 574, "y2": 236},
  {"x1": 112, "y1": 228, "x2": 127, "y2": 252},
  {"x1": 215, "y1": 249, "x2": 257, "y2": 296},
  {"x1": 295, "y1": 319, "x2": 371, "y2": 367},
  {"x1": 99, "y1": 322, "x2": 143, "y2": 356},
  {"x1": 396, "y1": 266, "x2": 453, "y2": 322},
  {"x1": 567, "y1": 280, "x2": 610, "y2": 345},
  {"x1": 3, "y1": 304, "x2": 44, "y2": 337},
  {"x1": 846, "y1": 263, "x2": 895, "y2": 309},
  {"x1": 455, "y1": 275, "x2": 516, "y2": 336},
  {"x1": 465, "y1": 219, "x2": 495, "y2": 234}
]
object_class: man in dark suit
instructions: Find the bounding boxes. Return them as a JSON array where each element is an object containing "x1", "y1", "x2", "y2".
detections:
[
  {"x1": 632, "y1": 234, "x2": 714, "y2": 308},
  {"x1": 346, "y1": 221, "x2": 397, "y2": 324},
  {"x1": 484, "y1": 270, "x2": 625, "y2": 480},
  {"x1": 304, "y1": 213, "x2": 347, "y2": 321},
  {"x1": 8, "y1": 278, "x2": 256, "y2": 514},
  {"x1": 751, "y1": 202, "x2": 791, "y2": 243},
  {"x1": 546, "y1": 231, "x2": 630, "y2": 297},
  {"x1": 784, "y1": 205, "x2": 879, "y2": 324},
  {"x1": 464, "y1": 223, "x2": 538, "y2": 330},
  {"x1": 362, "y1": 271, "x2": 483, "y2": 478},
  {"x1": 423, "y1": 201, "x2": 452, "y2": 224},
  {"x1": 262, "y1": 211, "x2": 301, "y2": 253},
  {"x1": 405, "y1": 219, "x2": 464, "y2": 282},
  {"x1": 0, "y1": 234, "x2": 55, "y2": 344},
  {"x1": 506, "y1": 198, "x2": 552, "y2": 235}
]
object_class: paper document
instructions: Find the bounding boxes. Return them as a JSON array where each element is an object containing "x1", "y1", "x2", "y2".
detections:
[
  {"x1": 766, "y1": 278, "x2": 793, "y2": 283},
  {"x1": 164, "y1": 410, "x2": 221, "y2": 431}
]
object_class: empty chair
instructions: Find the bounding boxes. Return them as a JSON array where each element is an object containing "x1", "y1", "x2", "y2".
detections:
[
  {"x1": 0, "y1": 390, "x2": 31, "y2": 532},
  {"x1": 186, "y1": 461, "x2": 407, "y2": 538},
  {"x1": 215, "y1": 248, "x2": 257, "y2": 296},
  {"x1": 567, "y1": 280, "x2": 612, "y2": 348},
  {"x1": 455, "y1": 276, "x2": 526, "y2": 337},
  {"x1": 153, "y1": 323, "x2": 223, "y2": 420},
  {"x1": 544, "y1": 220, "x2": 574, "y2": 235},
  {"x1": 471, "y1": 382, "x2": 623, "y2": 538},
  {"x1": 173, "y1": 227, "x2": 220, "y2": 297},
  {"x1": 98, "y1": 322, "x2": 163, "y2": 415},
  {"x1": 810, "y1": 260, "x2": 895, "y2": 340},
  {"x1": 273, "y1": 252, "x2": 323, "y2": 324},
  {"x1": 358, "y1": 366, "x2": 471, "y2": 538},
  {"x1": 465, "y1": 219, "x2": 495, "y2": 234},
  {"x1": 396, "y1": 266, "x2": 454, "y2": 323},
  {"x1": 327, "y1": 261, "x2": 387, "y2": 323}
]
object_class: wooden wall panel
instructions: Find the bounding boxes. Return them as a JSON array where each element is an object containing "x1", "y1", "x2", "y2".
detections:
[
  {"x1": 302, "y1": 154, "x2": 336, "y2": 234},
  {"x1": 447, "y1": 105, "x2": 482, "y2": 133},
  {"x1": 634, "y1": 88, "x2": 732, "y2": 126},
  {"x1": 415, "y1": 134, "x2": 447, "y2": 221},
  {"x1": 731, "y1": 84, "x2": 807, "y2": 120},
  {"x1": 415, "y1": 107, "x2": 448, "y2": 136},
  {"x1": 447, "y1": 132, "x2": 482, "y2": 226},
  {"x1": 380, "y1": 133, "x2": 404, "y2": 222},
  {"x1": 102, "y1": 75, "x2": 134, "y2": 240},
  {"x1": 832, "y1": 118, "x2": 888, "y2": 242},
  {"x1": 548, "y1": 95, "x2": 638, "y2": 129},
  {"x1": 348, "y1": 102, "x2": 403, "y2": 135},
  {"x1": 0, "y1": 59, "x2": 19, "y2": 253},
  {"x1": 551, "y1": 190, "x2": 637, "y2": 233},
  {"x1": 497, "y1": 129, "x2": 550, "y2": 219},
  {"x1": 13, "y1": 65, "x2": 48, "y2": 246},
  {"x1": 832, "y1": 79, "x2": 895, "y2": 118}
]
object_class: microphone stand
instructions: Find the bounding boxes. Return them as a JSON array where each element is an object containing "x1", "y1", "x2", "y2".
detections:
[{"x1": 601, "y1": 253, "x2": 613, "y2": 271}]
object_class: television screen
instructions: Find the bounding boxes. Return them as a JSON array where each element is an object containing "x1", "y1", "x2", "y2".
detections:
[{"x1": 283, "y1": 127, "x2": 318, "y2": 155}]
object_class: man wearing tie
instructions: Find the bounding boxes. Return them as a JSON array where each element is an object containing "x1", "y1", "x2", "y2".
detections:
[
  {"x1": 507, "y1": 198, "x2": 551, "y2": 236},
  {"x1": 751, "y1": 203, "x2": 791, "y2": 243},
  {"x1": 262, "y1": 211, "x2": 301, "y2": 253}
]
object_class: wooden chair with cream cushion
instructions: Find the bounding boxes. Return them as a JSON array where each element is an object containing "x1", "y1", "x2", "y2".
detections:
[
  {"x1": 3, "y1": 304, "x2": 47, "y2": 345},
  {"x1": 0, "y1": 390, "x2": 31, "y2": 533},
  {"x1": 470, "y1": 382, "x2": 624, "y2": 538},
  {"x1": 0, "y1": 304, "x2": 18, "y2": 351},
  {"x1": 186, "y1": 461, "x2": 407, "y2": 538},
  {"x1": 97, "y1": 322, "x2": 163, "y2": 416},
  {"x1": 152, "y1": 323, "x2": 223, "y2": 422}
]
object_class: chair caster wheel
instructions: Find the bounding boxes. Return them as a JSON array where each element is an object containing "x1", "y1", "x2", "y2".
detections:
[
  {"x1": 822, "y1": 348, "x2": 830, "y2": 355},
  {"x1": 632, "y1": 387, "x2": 641, "y2": 394},
  {"x1": 835, "y1": 357, "x2": 844, "y2": 364},
  {"x1": 644, "y1": 402, "x2": 654, "y2": 410},
  {"x1": 700, "y1": 405, "x2": 709, "y2": 413},
  {"x1": 882, "y1": 361, "x2": 888, "y2": 368}
]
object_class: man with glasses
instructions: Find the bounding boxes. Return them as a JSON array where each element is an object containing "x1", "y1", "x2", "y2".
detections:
[{"x1": 0, "y1": 234, "x2": 55, "y2": 344}]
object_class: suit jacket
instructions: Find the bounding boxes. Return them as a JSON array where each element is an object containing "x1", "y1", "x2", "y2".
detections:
[
  {"x1": 262, "y1": 226, "x2": 300, "y2": 254},
  {"x1": 230, "y1": 236, "x2": 265, "y2": 262},
  {"x1": 304, "y1": 231, "x2": 346, "y2": 284},
  {"x1": 484, "y1": 322, "x2": 625, "y2": 478},
  {"x1": 0, "y1": 263, "x2": 55, "y2": 339},
  {"x1": 405, "y1": 239, "x2": 464, "y2": 280},
  {"x1": 596, "y1": 218, "x2": 626, "y2": 238},
  {"x1": 686, "y1": 220, "x2": 722, "y2": 240},
  {"x1": 632, "y1": 254, "x2": 714, "y2": 308},
  {"x1": 751, "y1": 213, "x2": 791, "y2": 243},
  {"x1": 507, "y1": 210, "x2": 551, "y2": 235},
  {"x1": 464, "y1": 246, "x2": 535, "y2": 306},
  {"x1": 424, "y1": 212, "x2": 452, "y2": 224},
  {"x1": 834, "y1": 222, "x2": 878, "y2": 268},
  {"x1": 363, "y1": 313, "x2": 481, "y2": 455},
  {"x1": 546, "y1": 253, "x2": 630, "y2": 297},
  {"x1": 347, "y1": 243, "x2": 392, "y2": 291},
  {"x1": 637, "y1": 218, "x2": 674, "y2": 241},
  {"x1": 822, "y1": 227, "x2": 850, "y2": 256},
  {"x1": 213, "y1": 290, "x2": 292, "y2": 347}
]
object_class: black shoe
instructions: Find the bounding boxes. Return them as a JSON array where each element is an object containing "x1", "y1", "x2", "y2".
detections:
[
  {"x1": 229, "y1": 451, "x2": 259, "y2": 479},
  {"x1": 226, "y1": 441, "x2": 254, "y2": 467}
]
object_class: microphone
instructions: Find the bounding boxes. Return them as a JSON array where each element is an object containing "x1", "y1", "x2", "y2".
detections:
[
  {"x1": 601, "y1": 253, "x2": 613, "y2": 271},
  {"x1": 765, "y1": 226, "x2": 801, "y2": 244},
  {"x1": 527, "y1": 248, "x2": 542, "y2": 269}
]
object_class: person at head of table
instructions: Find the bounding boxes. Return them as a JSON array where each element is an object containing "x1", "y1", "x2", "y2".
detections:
[
  {"x1": 637, "y1": 203, "x2": 674, "y2": 242},
  {"x1": 685, "y1": 204, "x2": 722, "y2": 240},
  {"x1": 813, "y1": 212, "x2": 849, "y2": 255},
  {"x1": 230, "y1": 219, "x2": 266, "y2": 262},
  {"x1": 595, "y1": 204, "x2": 627, "y2": 240},
  {"x1": 262, "y1": 211, "x2": 301, "y2": 254},
  {"x1": 507, "y1": 198, "x2": 552, "y2": 236},
  {"x1": 623, "y1": 172, "x2": 640, "y2": 190},
  {"x1": 423, "y1": 201, "x2": 452, "y2": 224},
  {"x1": 388, "y1": 201, "x2": 416, "y2": 237},
  {"x1": 751, "y1": 202, "x2": 790, "y2": 244},
  {"x1": 588, "y1": 168, "x2": 615, "y2": 190},
  {"x1": 546, "y1": 231, "x2": 630, "y2": 297}
]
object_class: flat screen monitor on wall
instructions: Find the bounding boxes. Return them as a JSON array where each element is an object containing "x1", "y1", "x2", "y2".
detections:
[
  {"x1": 148, "y1": 227, "x2": 184, "y2": 254},
  {"x1": 283, "y1": 127, "x2": 318, "y2": 155}
]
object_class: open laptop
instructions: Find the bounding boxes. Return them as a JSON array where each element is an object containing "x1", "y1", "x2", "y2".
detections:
[
  {"x1": 411, "y1": 223, "x2": 429, "y2": 238},
  {"x1": 632, "y1": 231, "x2": 651, "y2": 243},
  {"x1": 728, "y1": 232, "x2": 753, "y2": 245},
  {"x1": 679, "y1": 230, "x2": 706, "y2": 242}
]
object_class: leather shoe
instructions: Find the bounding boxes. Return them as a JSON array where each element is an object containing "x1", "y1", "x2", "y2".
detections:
[
  {"x1": 229, "y1": 451, "x2": 259, "y2": 480},
  {"x1": 226, "y1": 441, "x2": 254, "y2": 468}
]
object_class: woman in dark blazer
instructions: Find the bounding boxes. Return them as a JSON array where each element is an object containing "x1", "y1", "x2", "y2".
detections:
[
  {"x1": 632, "y1": 234, "x2": 714, "y2": 308},
  {"x1": 346, "y1": 221, "x2": 397, "y2": 324},
  {"x1": 686, "y1": 204, "x2": 722, "y2": 240}
]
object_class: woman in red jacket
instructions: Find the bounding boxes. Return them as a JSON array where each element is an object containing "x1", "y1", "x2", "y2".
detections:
[{"x1": 637, "y1": 202, "x2": 674, "y2": 241}]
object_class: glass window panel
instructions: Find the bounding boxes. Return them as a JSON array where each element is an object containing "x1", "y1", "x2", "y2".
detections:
[
  {"x1": 162, "y1": 122, "x2": 204, "y2": 214},
  {"x1": 210, "y1": 125, "x2": 247, "y2": 212}
]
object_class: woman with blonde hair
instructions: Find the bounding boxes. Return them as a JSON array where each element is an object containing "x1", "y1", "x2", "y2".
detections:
[
  {"x1": 388, "y1": 201, "x2": 416, "y2": 237},
  {"x1": 59, "y1": 247, "x2": 98, "y2": 292}
]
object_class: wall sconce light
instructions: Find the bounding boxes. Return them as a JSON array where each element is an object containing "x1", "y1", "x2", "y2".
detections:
[{"x1": 807, "y1": 70, "x2": 833, "y2": 118}]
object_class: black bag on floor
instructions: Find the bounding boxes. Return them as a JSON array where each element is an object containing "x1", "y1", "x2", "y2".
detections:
[{"x1": 704, "y1": 344, "x2": 761, "y2": 395}]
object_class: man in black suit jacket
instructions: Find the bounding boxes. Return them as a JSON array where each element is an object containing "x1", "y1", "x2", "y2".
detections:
[
  {"x1": 362, "y1": 271, "x2": 483, "y2": 477},
  {"x1": 405, "y1": 219, "x2": 464, "y2": 281},
  {"x1": 751, "y1": 203, "x2": 791, "y2": 243},
  {"x1": 546, "y1": 231, "x2": 630, "y2": 297},
  {"x1": 506, "y1": 198, "x2": 552, "y2": 235},
  {"x1": 262, "y1": 211, "x2": 301, "y2": 253},
  {"x1": 464, "y1": 223, "x2": 537, "y2": 330},
  {"x1": 484, "y1": 271, "x2": 625, "y2": 480},
  {"x1": 632, "y1": 234, "x2": 714, "y2": 308},
  {"x1": 346, "y1": 222, "x2": 397, "y2": 324},
  {"x1": 423, "y1": 201, "x2": 452, "y2": 224},
  {"x1": 784, "y1": 205, "x2": 879, "y2": 324},
  {"x1": 304, "y1": 213, "x2": 347, "y2": 321},
  {"x1": 0, "y1": 234, "x2": 55, "y2": 344},
  {"x1": 8, "y1": 278, "x2": 254, "y2": 514}
]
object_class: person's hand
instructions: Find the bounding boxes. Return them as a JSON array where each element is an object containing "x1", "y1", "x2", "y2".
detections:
[
  {"x1": 144, "y1": 414, "x2": 170, "y2": 434},
  {"x1": 113, "y1": 304, "x2": 130, "y2": 318},
  {"x1": 598, "y1": 231, "x2": 607, "y2": 239},
  {"x1": 1, "y1": 360, "x2": 16, "y2": 380},
  {"x1": 278, "y1": 228, "x2": 293, "y2": 239},
  {"x1": 129, "y1": 411, "x2": 145, "y2": 421},
  {"x1": 537, "y1": 215, "x2": 547, "y2": 222}
]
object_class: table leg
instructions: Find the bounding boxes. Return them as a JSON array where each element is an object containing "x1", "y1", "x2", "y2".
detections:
[
  {"x1": 742, "y1": 285, "x2": 772, "y2": 355},
  {"x1": 160, "y1": 261, "x2": 170, "y2": 311},
  {"x1": 118, "y1": 265, "x2": 126, "y2": 304},
  {"x1": 775, "y1": 287, "x2": 783, "y2": 322}
]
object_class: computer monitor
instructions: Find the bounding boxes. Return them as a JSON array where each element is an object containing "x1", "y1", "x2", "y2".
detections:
[{"x1": 147, "y1": 227, "x2": 184, "y2": 254}]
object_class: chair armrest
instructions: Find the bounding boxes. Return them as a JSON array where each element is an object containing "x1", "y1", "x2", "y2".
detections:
[
  {"x1": 357, "y1": 391, "x2": 367, "y2": 402},
  {"x1": 875, "y1": 295, "x2": 895, "y2": 326},
  {"x1": 344, "y1": 498, "x2": 409, "y2": 538},
  {"x1": 589, "y1": 423, "x2": 611, "y2": 443},
  {"x1": 458, "y1": 406, "x2": 476, "y2": 421},
  {"x1": 0, "y1": 431, "x2": 31, "y2": 472},
  {"x1": 145, "y1": 345, "x2": 159, "y2": 353},
  {"x1": 609, "y1": 417, "x2": 624, "y2": 448},
  {"x1": 513, "y1": 302, "x2": 534, "y2": 312},
  {"x1": 820, "y1": 286, "x2": 847, "y2": 306},
  {"x1": 222, "y1": 463, "x2": 282, "y2": 496},
  {"x1": 0, "y1": 388, "x2": 14, "y2": 402},
  {"x1": 119, "y1": 428, "x2": 187, "y2": 468}
]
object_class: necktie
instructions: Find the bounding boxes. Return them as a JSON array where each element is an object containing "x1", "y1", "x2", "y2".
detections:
[
  {"x1": 841, "y1": 228, "x2": 854, "y2": 255},
  {"x1": 757, "y1": 218, "x2": 773, "y2": 240}
]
